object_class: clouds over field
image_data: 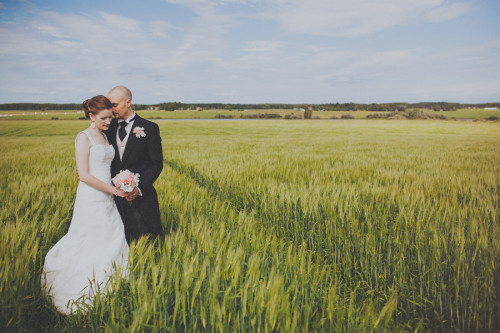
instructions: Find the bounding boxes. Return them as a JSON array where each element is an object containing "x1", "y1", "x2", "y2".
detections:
[
  {"x1": 0, "y1": 0, "x2": 499, "y2": 103},
  {"x1": 265, "y1": 0, "x2": 469, "y2": 36}
]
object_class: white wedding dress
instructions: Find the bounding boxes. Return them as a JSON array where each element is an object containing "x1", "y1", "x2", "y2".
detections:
[{"x1": 42, "y1": 130, "x2": 129, "y2": 315}]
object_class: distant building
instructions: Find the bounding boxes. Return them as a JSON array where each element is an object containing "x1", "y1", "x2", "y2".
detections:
[{"x1": 484, "y1": 107, "x2": 498, "y2": 110}]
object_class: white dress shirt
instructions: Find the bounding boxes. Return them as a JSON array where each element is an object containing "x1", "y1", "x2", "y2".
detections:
[
  {"x1": 116, "y1": 112, "x2": 142, "y2": 196},
  {"x1": 116, "y1": 112, "x2": 136, "y2": 160}
]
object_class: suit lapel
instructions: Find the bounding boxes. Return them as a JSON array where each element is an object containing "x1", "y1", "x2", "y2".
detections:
[
  {"x1": 109, "y1": 119, "x2": 118, "y2": 145},
  {"x1": 107, "y1": 119, "x2": 121, "y2": 165}
]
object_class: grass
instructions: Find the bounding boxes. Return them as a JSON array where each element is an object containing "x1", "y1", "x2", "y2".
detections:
[
  {"x1": 0, "y1": 119, "x2": 499, "y2": 332},
  {"x1": 1, "y1": 108, "x2": 499, "y2": 120}
]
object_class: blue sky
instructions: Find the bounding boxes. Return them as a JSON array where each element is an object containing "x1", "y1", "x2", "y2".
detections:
[{"x1": 0, "y1": 0, "x2": 499, "y2": 104}]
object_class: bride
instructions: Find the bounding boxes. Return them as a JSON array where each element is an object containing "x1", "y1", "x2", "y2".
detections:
[{"x1": 42, "y1": 95, "x2": 129, "y2": 315}]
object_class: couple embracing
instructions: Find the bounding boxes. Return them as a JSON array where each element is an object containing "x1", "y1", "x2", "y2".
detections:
[{"x1": 42, "y1": 86, "x2": 163, "y2": 314}]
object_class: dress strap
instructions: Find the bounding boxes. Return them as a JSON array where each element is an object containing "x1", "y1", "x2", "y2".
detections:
[
  {"x1": 102, "y1": 132, "x2": 110, "y2": 144},
  {"x1": 81, "y1": 130, "x2": 96, "y2": 146}
]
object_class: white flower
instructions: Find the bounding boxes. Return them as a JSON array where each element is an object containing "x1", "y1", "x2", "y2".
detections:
[
  {"x1": 112, "y1": 170, "x2": 140, "y2": 193},
  {"x1": 132, "y1": 127, "x2": 146, "y2": 138}
]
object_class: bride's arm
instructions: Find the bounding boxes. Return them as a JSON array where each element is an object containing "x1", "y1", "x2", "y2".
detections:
[{"x1": 75, "y1": 133, "x2": 126, "y2": 197}]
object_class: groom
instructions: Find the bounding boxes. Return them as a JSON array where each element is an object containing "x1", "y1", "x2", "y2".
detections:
[{"x1": 106, "y1": 86, "x2": 164, "y2": 244}]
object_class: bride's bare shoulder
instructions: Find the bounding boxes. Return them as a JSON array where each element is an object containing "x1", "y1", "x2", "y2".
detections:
[
  {"x1": 75, "y1": 131, "x2": 91, "y2": 147},
  {"x1": 75, "y1": 131, "x2": 88, "y2": 141}
]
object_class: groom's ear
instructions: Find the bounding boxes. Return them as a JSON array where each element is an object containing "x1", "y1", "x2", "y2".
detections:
[{"x1": 126, "y1": 99, "x2": 132, "y2": 108}]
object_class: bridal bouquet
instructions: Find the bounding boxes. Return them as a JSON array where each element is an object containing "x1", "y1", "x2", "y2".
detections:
[{"x1": 112, "y1": 170, "x2": 140, "y2": 192}]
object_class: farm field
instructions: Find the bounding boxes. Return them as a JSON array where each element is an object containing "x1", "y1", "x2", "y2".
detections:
[
  {"x1": 1, "y1": 119, "x2": 499, "y2": 332},
  {"x1": 1, "y1": 108, "x2": 499, "y2": 120}
]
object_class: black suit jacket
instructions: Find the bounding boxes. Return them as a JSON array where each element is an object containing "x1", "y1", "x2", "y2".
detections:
[
  {"x1": 108, "y1": 115, "x2": 163, "y2": 189},
  {"x1": 106, "y1": 114, "x2": 163, "y2": 242}
]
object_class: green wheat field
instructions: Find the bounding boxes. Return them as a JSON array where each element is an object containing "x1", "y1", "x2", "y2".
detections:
[{"x1": 1, "y1": 119, "x2": 499, "y2": 332}]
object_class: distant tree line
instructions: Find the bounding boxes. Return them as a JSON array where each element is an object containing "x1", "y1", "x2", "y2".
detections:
[
  {"x1": 1, "y1": 102, "x2": 499, "y2": 111},
  {"x1": 0, "y1": 103, "x2": 157, "y2": 111},
  {"x1": 0, "y1": 103, "x2": 82, "y2": 111}
]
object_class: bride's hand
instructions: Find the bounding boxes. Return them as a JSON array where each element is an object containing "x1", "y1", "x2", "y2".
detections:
[{"x1": 114, "y1": 188, "x2": 127, "y2": 198}]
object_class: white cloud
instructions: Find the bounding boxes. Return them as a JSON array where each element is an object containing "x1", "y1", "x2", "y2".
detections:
[
  {"x1": 0, "y1": 1, "x2": 497, "y2": 104},
  {"x1": 0, "y1": 3, "x2": 240, "y2": 103},
  {"x1": 148, "y1": 21, "x2": 174, "y2": 39},
  {"x1": 54, "y1": 40, "x2": 83, "y2": 47},
  {"x1": 213, "y1": 36, "x2": 500, "y2": 103},
  {"x1": 0, "y1": 10, "x2": 178, "y2": 102},
  {"x1": 98, "y1": 12, "x2": 142, "y2": 32},
  {"x1": 243, "y1": 40, "x2": 286, "y2": 52},
  {"x1": 261, "y1": 0, "x2": 470, "y2": 37},
  {"x1": 34, "y1": 24, "x2": 69, "y2": 39},
  {"x1": 425, "y1": 2, "x2": 469, "y2": 22}
]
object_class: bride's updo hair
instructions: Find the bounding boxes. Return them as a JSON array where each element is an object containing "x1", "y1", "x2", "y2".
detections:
[{"x1": 83, "y1": 95, "x2": 113, "y2": 119}]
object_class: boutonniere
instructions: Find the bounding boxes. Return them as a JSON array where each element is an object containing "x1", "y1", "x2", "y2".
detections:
[{"x1": 132, "y1": 127, "x2": 146, "y2": 138}]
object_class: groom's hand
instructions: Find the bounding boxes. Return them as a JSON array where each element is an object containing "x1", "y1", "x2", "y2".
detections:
[{"x1": 125, "y1": 187, "x2": 139, "y2": 201}]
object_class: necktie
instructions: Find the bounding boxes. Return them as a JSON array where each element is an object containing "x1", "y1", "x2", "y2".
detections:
[{"x1": 119, "y1": 122, "x2": 127, "y2": 141}]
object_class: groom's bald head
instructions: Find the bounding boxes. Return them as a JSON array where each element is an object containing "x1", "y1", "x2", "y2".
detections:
[
  {"x1": 107, "y1": 85, "x2": 134, "y2": 120},
  {"x1": 108, "y1": 85, "x2": 132, "y2": 101}
]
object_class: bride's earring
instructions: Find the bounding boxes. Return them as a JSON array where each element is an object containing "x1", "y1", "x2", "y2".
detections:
[{"x1": 91, "y1": 122, "x2": 96, "y2": 129}]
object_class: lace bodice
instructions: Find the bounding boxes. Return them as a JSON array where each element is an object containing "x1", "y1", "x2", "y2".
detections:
[{"x1": 81, "y1": 130, "x2": 115, "y2": 183}]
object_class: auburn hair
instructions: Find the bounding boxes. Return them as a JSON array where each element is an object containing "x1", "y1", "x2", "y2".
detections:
[{"x1": 82, "y1": 95, "x2": 112, "y2": 119}]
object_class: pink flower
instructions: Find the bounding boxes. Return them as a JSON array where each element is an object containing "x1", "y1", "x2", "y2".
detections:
[
  {"x1": 132, "y1": 127, "x2": 146, "y2": 138},
  {"x1": 112, "y1": 170, "x2": 140, "y2": 193}
]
